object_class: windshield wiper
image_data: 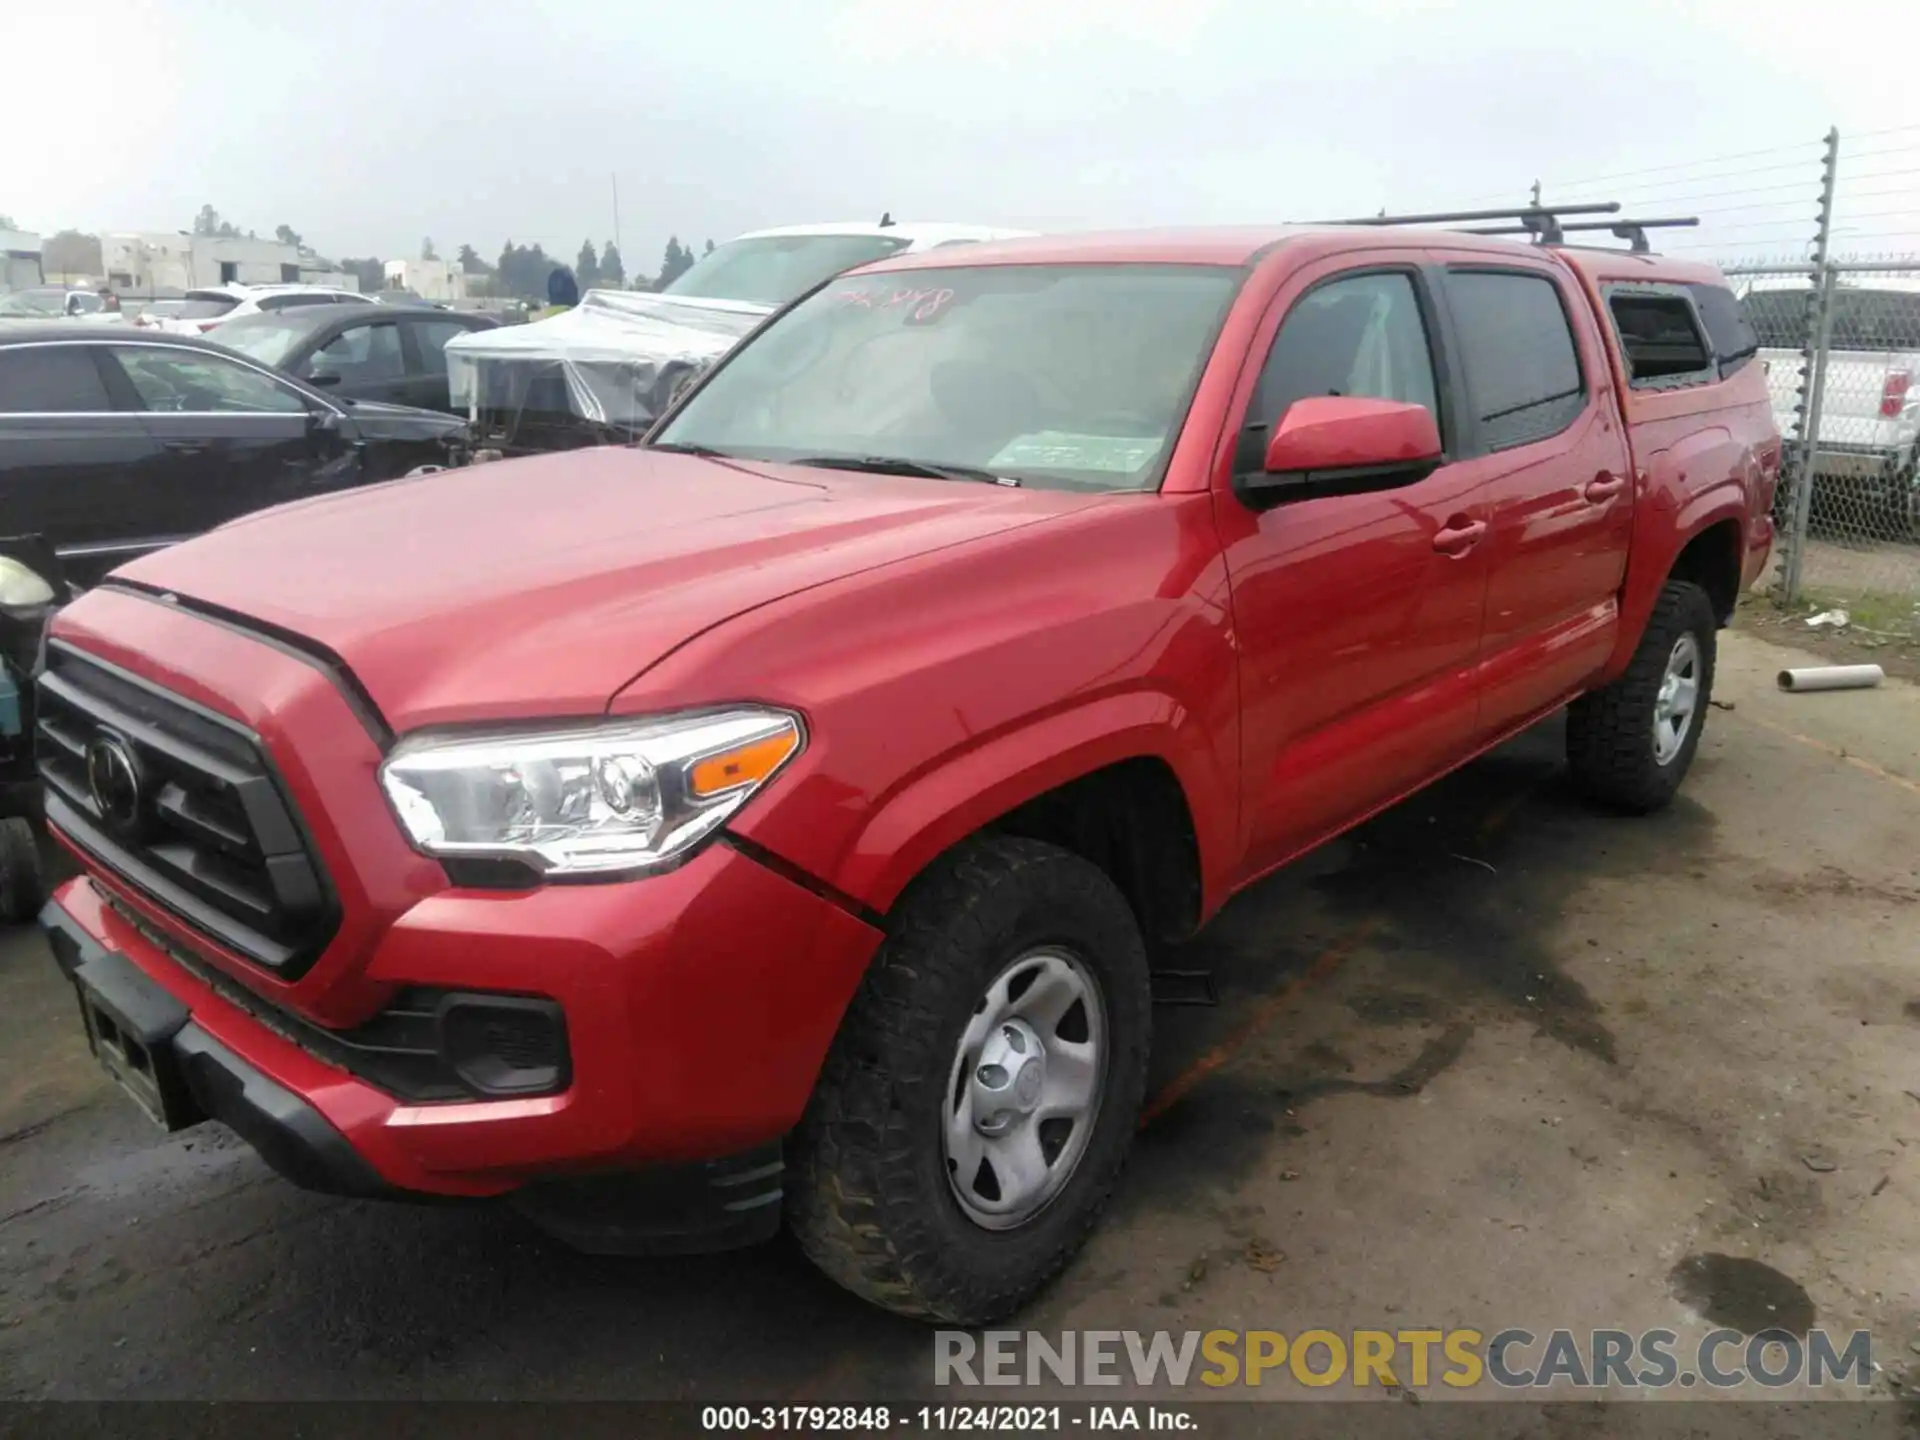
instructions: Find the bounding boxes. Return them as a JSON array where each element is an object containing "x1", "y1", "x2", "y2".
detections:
[
  {"x1": 788, "y1": 454, "x2": 1020, "y2": 487},
  {"x1": 648, "y1": 440, "x2": 736, "y2": 458}
]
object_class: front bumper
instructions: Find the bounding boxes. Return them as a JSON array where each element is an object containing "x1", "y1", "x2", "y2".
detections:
[{"x1": 40, "y1": 835, "x2": 883, "y2": 1249}]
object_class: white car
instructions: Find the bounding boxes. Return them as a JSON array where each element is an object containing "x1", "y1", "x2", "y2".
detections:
[
  {"x1": 144, "y1": 283, "x2": 373, "y2": 335},
  {"x1": 445, "y1": 219, "x2": 1032, "y2": 454}
]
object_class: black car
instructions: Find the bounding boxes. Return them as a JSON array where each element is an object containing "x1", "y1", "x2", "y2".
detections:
[
  {"x1": 210, "y1": 303, "x2": 497, "y2": 413},
  {"x1": 0, "y1": 326, "x2": 469, "y2": 592}
]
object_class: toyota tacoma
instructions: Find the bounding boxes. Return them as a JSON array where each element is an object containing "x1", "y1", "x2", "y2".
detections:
[{"x1": 36, "y1": 222, "x2": 1778, "y2": 1323}]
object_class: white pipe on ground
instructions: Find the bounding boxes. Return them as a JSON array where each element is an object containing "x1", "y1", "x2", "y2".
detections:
[{"x1": 1776, "y1": 665, "x2": 1885, "y2": 693}]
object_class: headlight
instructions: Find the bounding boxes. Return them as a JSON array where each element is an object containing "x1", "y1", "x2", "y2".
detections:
[
  {"x1": 0, "y1": 557, "x2": 55, "y2": 609},
  {"x1": 379, "y1": 708, "x2": 803, "y2": 878}
]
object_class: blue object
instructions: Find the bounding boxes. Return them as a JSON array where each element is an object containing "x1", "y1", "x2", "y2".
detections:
[{"x1": 0, "y1": 660, "x2": 20, "y2": 739}]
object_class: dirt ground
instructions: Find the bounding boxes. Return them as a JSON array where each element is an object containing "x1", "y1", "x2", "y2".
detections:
[{"x1": 2, "y1": 627, "x2": 1918, "y2": 1419}]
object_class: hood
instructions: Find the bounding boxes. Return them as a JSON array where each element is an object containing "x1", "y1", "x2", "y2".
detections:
[
  {"x1": 340, "y1": 397, "x2": 468, "y2": 441},
  {"x1": 109, "y1": 447, "x2": 1078, "y2": 732},
  {"x1": 443, "y1": 289, "x2": 768, "y2": 428}
]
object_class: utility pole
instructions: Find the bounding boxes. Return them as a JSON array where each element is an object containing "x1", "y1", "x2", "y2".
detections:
[
  {"x1": 1781, "y1": 127, "x2": 1840, "y2": 605},
  {"x1": 611, "y1": 173, "x2": 621, "y2": 254}
]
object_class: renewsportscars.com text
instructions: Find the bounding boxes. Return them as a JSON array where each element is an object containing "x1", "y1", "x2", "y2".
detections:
[{"x1": 934, "y1": 1328, "x2": 1873, "y2": 1391}]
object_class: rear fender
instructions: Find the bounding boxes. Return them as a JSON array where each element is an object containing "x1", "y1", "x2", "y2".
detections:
[{"x1": 1599, "y1": 480, "x2": 1747, "y2": 684}]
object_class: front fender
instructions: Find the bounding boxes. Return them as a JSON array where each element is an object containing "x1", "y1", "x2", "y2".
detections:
[{"x1": 830, "y1": 689, "x2": 1224, "y2": 917}]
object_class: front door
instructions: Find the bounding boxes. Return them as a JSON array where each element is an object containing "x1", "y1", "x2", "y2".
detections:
[
  {"x1": 103, "y1": 344, "x2": 357, "y2": 532},
  {"x1": 1217, "y1": 258, "x2": 1490, "y2": 880},
  {"x1": 302, "y1": 318, "x2": 413, "y2": 408},
  {"x1": 0, "y1": 342, "x2": 169, "y2": 587}
]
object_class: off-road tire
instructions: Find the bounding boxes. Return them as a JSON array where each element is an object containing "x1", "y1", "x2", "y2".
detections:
[
  {"x1": 1566, "y1": 579, "x2": 1717, "y2": 813},
  {"x1": 0, "y1": 816, "x2": 44, "y2": 924},
  {"x1": 787, "y1": 834, "x2": 1152, "y2": 1324}
]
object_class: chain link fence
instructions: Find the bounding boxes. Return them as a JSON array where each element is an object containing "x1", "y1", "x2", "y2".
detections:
[
  {"x1": 1493, "y1": 126, "x2": 1920, "y2": 640},
  {"x1": 1727, "y1": 258, "x2": 1920, "y2": 638}
]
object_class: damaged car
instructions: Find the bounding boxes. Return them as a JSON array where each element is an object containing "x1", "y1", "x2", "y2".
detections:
[{"x1": 443, "y1": 219, "x2": 1029, "y2": 456}]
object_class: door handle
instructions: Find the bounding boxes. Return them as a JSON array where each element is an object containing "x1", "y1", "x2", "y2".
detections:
[
  {"x1": 1432, "y1": 517, "x2": 1487, "y2": 555},
  {"x1": 1584, "y1": 471, "x2": 1627, "y2": 502},
  {"x1": 160, "y1": 440, "x2": 209, "y2": 455}
]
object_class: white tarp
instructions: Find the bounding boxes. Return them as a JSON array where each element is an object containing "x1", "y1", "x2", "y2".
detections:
[{"x1": 444, "y1": 288, "x2": 768, "y2": 431}]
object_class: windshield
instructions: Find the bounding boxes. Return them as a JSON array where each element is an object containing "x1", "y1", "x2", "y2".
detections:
[
  {"x1": 654, "y1": 263, "x2": 1241, "y2": 493},
  {"x1": 662, "y1": 234, "x2": 913, "y2": 306},
  {"x1": 210, "y1": 314, "x2": 311, "y2": 364},
  {"x1": 177, "y1": 292, "x2": 241, "y2": 320},
  {"x1": 0, "y1": 289, "x2": 66, "y2": 317},
  {"x1": 1742, "y1": 287, "x2": 1920, "y2": 352}
]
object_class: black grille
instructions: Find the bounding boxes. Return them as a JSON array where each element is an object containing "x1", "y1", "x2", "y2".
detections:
[{"x1": 35, "y1": 643, "x2": 339, "y2": 976}]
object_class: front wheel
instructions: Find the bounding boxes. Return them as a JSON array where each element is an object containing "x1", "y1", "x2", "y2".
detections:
[
  {"x1": 0, "y1": 816, "x2": 44, "y2": 924},
  {"x1": 788, "y1": 835, "x2": 1152, "y2": 1324},
  {"x1": 1566, "y1": 579, "x2": 1717, "y2": 812}
]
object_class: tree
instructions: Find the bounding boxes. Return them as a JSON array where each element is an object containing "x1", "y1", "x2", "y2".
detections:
[
  {"x1": 0, "y1": 214, "x2": 18, "y2": 231},
  {"x1": 659, "y1": 236, "x2": 694, "y2": 288},
  {"x1": 274, "y1": 224, "x2": 303, "y2": 247},
  {"x1": 599, "y1": 241, "x2": 624, "y2": 288},
  {"x1": 494, "y1": 241, "x2": 554, "y2": 300},
  {"x1": 456, "y1": 243, "x2": 492, "y2": 276},
  {"x1": 43, "y1": 230, "x2": 103, "y2": 280},
  {"x1": 576, "y1": 239, "x2": 600, "y2": 292},
  {"x1": 421, "y1": 237, "x2": 438, "y2": 261},
  {"x1": 339, "y1": 257, "x2": 385, "y2": 295},
  {"x1": 192, "y1": 204, "x2": 242, "y2": 239},
  {"x1": 704, "y1": 238, "x2": 715, "y2": 255}
]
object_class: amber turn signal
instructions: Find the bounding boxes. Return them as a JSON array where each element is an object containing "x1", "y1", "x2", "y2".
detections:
[{"x1": 689, "y1": 725, "x2": 800, "y2": 798}]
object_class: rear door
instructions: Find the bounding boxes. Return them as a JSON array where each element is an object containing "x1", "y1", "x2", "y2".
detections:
[
  {"x1": 1428, "y1": 256, "x2": 1635, "y2": 736},
  {"x1": 400, "y1": 316, "x2": 482, "y2": 411},
  {"x1": 102, "y1": 344, "x2": 358, "y2": 532},
  {"x1": 0, "y1": 342, "x2": 170, "y2": 587}
]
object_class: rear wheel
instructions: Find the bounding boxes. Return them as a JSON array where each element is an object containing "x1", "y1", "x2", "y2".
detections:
[
  {"x1": 1566, "y1": 580, "x2": 1717, "y2": 812},
  {"x1": 788, "y1": 835, "x2": 1151, "y2": 1324}
]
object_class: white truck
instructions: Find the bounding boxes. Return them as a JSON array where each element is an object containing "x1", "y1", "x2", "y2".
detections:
[{"x1": 1740, "y1": 275, "x2": 1920, "y2": 539}]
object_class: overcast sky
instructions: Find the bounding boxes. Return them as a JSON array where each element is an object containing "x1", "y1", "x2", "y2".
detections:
[{"x1": 10, "y1": 0, "x2": 1917, "y2": 270}]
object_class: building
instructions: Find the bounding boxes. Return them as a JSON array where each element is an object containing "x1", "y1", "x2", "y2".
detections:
[
  {"x1": 0, "y1": 229, "x2": 43, "y2": 291},
  {"x1": 100, "y1": 233, "x2": 360, "y2": 295},
  {"x1": 384, "y1": 257, "x2": 467, "y2": 302}
]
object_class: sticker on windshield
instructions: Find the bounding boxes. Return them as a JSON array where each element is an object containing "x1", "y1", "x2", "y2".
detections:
[
  {"x1": 988, "y1": 432, "x2": 1164, "y2": 473},
  {"x1": 831, "y1": 285, "x2": 955, "y2": 322}
]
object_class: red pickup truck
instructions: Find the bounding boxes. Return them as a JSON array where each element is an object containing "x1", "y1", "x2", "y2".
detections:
[{"x1": 35, "y1": 226, "x2": 1778, "y2": 1324}]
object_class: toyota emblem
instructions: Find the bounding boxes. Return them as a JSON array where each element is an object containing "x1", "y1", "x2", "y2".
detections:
[{"x1": 85, "y1": 734, "x2": 143, "y2": 834}]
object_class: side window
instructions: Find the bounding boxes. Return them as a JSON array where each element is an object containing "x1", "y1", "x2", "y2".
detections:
[
  {"x1": 1253, "y1": 271, "x2": 1439, "y2": 427},
  {"x1": 112, "y1": 348, "x2": 308, "y2": 414},
  {"x1": 1446, "y1": 271, "x2": 1584, "y2": 451},
  {"x1": 311, "y1": 323, "x2": 405, "y2": 381},
  {"x1": 408, "y1": 319, "x2": 474, "y2": 376},
  {"x1": 1608, "y1": 291, "x2": 1713, "y2": 386},
  {"x1": 1687, "y1": 283, "x2": 1759, "y2": 377},
  {"x1": 260, "y1": 294, "x2": 332, "y2": 313},
  {"x1": 0, "y1": 347, "x2": 115, "y2": 413}
]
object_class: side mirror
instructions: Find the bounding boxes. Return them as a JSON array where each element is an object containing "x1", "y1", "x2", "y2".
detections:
[
  {"x1": 308, "y1": 371, "x2": 341, "y2": 387},
  {"x1": 309, "y1": 408, "x2": 344, "y2": 434},
  {"x1": 1234, "y1": 396, "x2": 1443, "y2": 511}
]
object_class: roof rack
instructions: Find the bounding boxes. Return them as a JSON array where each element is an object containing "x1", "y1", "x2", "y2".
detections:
[{"x1": 1312, "y1": 202, "x2": 1700, "y2": 253}]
